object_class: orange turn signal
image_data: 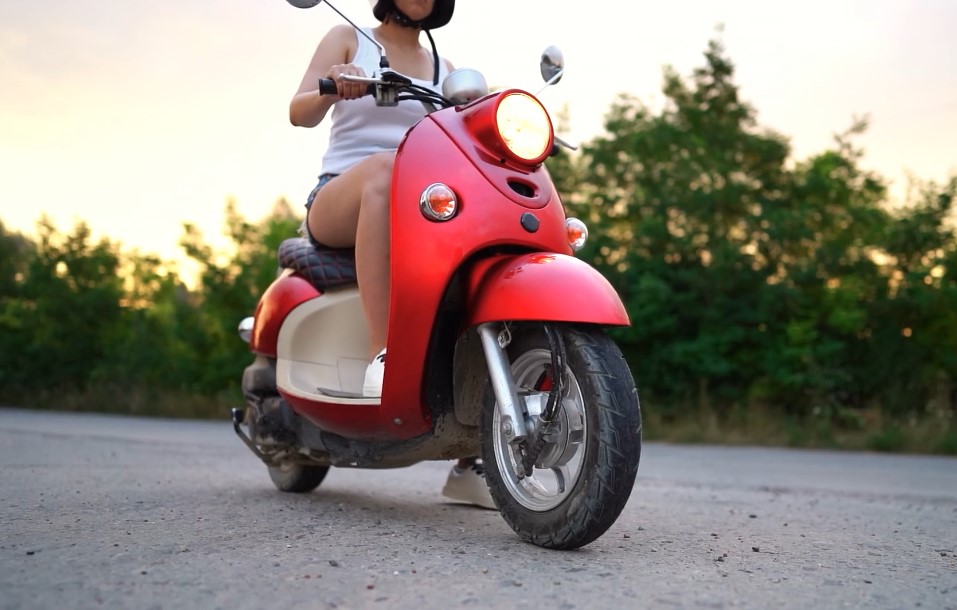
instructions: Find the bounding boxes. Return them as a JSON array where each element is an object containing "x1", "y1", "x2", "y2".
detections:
[
  {"x1": 566, "y1": 218, "x2": 588, "y2": 251},
  {"x1": 420, "y1": 183, "x2": 458, "y2": 221}
]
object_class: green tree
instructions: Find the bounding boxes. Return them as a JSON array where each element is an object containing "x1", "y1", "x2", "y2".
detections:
[
  {"x1": 179, "y1": 198, "x2": 301, "y2": 395},
  {"x1": 0, "y1": 221, "x2": 32, "y2": 298},
  {"x1": 0, "y1": 222, "x2": 35, "y2": 389},
  {"x1": 0, "y1": 219, "x2": 123, "y2": 391},
  {"x1": 554, "y1": 37, "x2": 956, "y2": 429},
  {"x1": 565, "y1": 40, "x2": 793, "y2": 411},
  {"x1": 90, "y1": 252, "x2": 201, "y2": 393},
  {"x1": 870, "y1": 177, "x2": 957, "y2": 414},
  {"x1": 757, "y1": 124, "x2": 890, "y2": 412}
]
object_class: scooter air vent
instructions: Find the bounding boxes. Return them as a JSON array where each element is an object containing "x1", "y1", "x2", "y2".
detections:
[{"x1": 508, "y1": 180, "x2": 536, "y2": 198}]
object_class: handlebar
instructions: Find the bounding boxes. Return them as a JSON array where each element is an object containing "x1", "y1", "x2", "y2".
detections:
[
  {"x1": 317, "y1": 78, "x2": 376, "y2": 96},
  {"x1": 317, "y1": 74, "x2": 574, "y2": 149},
  {"x1": 317, "y1": 72, "x2": 451, "y2": 110}
]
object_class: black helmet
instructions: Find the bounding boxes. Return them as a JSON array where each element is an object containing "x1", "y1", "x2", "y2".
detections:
[{"x1": 371, "y1": 0, "x2": 454, "y2": 30}]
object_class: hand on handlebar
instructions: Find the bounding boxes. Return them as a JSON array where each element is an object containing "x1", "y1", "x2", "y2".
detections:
[
  {"x1": 315, "y1": 68, "x2": 444, "y2": 108},
  {"x1": 326, "y1": 63, "x2": 368, "y2": 99}
]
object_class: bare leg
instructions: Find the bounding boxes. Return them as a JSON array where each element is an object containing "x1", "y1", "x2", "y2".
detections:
[{"x1": 307, "y1": 153, "x2": 393, "y2": 359}]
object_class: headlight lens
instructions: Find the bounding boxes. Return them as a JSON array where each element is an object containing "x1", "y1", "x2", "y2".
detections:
[{"x1": 495, "y1": 93, "x2": 552, "y2": 164}]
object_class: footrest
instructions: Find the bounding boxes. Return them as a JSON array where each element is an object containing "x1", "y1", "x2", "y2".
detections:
[{"x1": 316, "y1": 386, "x2": 365, "y2": 399}]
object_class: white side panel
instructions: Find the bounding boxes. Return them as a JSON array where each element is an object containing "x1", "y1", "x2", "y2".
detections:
[{"x1": 275, "y1": 286, "x2": 375, "y2": 401}]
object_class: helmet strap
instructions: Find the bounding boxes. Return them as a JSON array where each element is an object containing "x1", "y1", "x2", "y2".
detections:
[
  {"x1": 425, "y1": 30, "x2": 439, "y2": 85},
  {"x1": 387, "y1": 8, "x2": 421, "y2": 28},
  {"x1": 387, "y1": 9, "x2": 440, "y2": 85}
]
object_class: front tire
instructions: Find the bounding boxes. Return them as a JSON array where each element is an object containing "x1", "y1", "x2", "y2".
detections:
[
  {"x1": 480, "y1": 324, "x2": 641, "y2": 549},
  {"x1": 268, "y1": 463, "x2": 329, "y2": 493}
]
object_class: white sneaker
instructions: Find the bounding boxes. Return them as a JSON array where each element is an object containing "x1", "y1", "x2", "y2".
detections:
[
  {"x1": 441, "y1": 460, "x2": 496, "y2": 510},
  {"x1": 363, "y1": 348, "x2": 386, "y2": 398}
]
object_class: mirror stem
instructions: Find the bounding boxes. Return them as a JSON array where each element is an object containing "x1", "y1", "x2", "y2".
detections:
[
  {"x1": 321, "y1": 1, "x2": 390, "y2": 69},
  {"x1": 535, "y1": 69, "x2": 564, "y2": 96}
]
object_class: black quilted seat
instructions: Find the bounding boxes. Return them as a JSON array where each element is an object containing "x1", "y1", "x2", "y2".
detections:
[{"x1": 278, "y1": 237, "x2": 357, "y2": 291}]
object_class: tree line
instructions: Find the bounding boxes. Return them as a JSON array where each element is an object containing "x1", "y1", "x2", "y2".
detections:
[
  {"x1": 0, "y1": 201, "x2": 300, "y2": 419},
  {"x1": 1, "y1": 40, "x2": 954, "y2": 451}
]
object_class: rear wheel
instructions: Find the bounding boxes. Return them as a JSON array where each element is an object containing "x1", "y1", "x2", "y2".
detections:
[
  {"x1": 480, "y1": 324, "x2": 641, "y2": 549},
  {"x1": 268, "y1": 463, "x2": 329, "y2": 493}
]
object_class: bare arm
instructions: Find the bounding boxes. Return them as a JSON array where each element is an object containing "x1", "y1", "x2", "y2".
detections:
[{"x1": 289, "y1": 24, "x2": 359, "y2": 128}]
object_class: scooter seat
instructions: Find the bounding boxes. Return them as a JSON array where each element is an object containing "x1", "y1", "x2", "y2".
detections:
[{"x1": 278, "y1": 237, "x2": 357, "y2": 291}]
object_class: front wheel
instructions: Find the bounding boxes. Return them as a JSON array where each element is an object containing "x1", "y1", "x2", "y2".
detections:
[{"x1": 480, "y1": 324, "x2": 641, "y2": 549}]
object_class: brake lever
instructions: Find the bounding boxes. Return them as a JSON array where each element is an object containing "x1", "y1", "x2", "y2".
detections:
[
  {"x1": 341, "y1": 73, "x2": 400, "y2": 106},
  {"x1": 340, "y1": 74, "x2": 382, "y2": 86},
  {"x1": 379, "y1": 69, "x2": 412, "y2": 86}
]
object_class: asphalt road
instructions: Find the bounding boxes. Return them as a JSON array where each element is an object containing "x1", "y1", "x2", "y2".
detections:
[{"x1": 1, "y1": 407, "x2": 955, "y2": 610}]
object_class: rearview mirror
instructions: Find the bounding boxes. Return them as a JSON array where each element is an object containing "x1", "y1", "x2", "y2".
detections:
[
  {"x1": 286, "y1": 0, "x2": 322, "y2": 8},
  {"x1": 540, "y1": 46, "x2": 564, "y2": 85}
]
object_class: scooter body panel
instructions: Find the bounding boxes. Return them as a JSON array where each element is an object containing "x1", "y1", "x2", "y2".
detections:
[
  {"x1": 464, "y1": 253, "x2": 630, "y2": 327},
  {"x1": 379, "y1": 115, "x2": 573, "y2": 436},
  {"x1": 250, "y1": 273, "x2": 320, "y2": 357},
  {"x1": 251, "y1": 95, "x2": 626, "y2": 442}
]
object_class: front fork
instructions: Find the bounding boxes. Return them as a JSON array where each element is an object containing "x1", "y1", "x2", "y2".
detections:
[
  {"x1": 477, "y1": 322, "x2": 529, "y2": 453},
  {"x1": 477, "y1": 321, "x2": 567, "y2": 478}
]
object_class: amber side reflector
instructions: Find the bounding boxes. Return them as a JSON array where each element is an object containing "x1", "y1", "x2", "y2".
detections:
[
  {"x1": 420, "y1": 183, "x2": 458, "y2": 221},
  {"x1": 566, "y1": 218, "x2": 588, "y2": 251}
]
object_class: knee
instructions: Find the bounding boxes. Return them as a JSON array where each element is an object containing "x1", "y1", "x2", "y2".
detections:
[{"x1": 362, "y1": 153, "x2": 394, "y2": 206}]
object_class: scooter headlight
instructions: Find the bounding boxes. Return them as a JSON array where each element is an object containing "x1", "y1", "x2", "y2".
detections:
[{"x1": 495, "y1": 92, "x2": 553, "y2": 165}]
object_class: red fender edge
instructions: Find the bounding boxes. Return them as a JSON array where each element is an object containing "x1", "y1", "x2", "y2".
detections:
[{"x1": 464, "y1": 253, "x2": 630, "y2": 327}]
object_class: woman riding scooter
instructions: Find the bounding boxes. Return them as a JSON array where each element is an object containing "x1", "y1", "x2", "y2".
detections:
[{"x1": 288, "y1": 0, "x2": 493, "y2": 508}]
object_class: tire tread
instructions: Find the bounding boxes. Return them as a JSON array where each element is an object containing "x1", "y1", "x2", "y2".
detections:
[{"x1": 481, "y1": 325, "x2": 641, "y2": 550}]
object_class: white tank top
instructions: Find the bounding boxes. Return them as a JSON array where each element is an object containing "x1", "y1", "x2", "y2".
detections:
[{"x1": 320, "y1": 28, "x2": 449, "y2": 176}]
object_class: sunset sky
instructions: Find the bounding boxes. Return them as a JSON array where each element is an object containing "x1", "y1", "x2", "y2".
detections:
[{"x1": 2, "y1": 0, "x2": 955, "y2": 271}]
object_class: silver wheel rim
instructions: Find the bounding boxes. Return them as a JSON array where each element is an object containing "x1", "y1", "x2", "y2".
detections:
[{"x1": 492, "y1": 348, "x2": 587, "y2": 511}]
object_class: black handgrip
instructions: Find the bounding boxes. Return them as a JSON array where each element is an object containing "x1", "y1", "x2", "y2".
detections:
[{"x1": 317, "y1": 78, "x2": 376, "y2": 96}]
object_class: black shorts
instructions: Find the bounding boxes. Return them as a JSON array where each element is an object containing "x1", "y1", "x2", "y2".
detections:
[{"x1": 301, "y1": 173, "x2": 339, "y2": 246}]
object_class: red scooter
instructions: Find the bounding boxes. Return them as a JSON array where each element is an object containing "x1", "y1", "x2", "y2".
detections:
[{"x1": 234, "y1": 0, "x2": 641, "y2": 549}]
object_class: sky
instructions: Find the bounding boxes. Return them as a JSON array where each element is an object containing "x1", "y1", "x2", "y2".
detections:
[{"x1": 1, "y1": 0, "x2": 955, "y2": 271}]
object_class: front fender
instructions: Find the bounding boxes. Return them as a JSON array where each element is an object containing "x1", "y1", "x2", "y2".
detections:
[{"x1": 464, "y1": 253, "x2": 630, "y2": 327}]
